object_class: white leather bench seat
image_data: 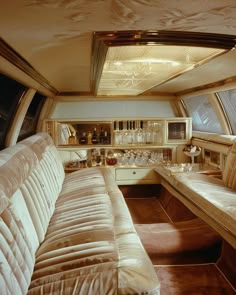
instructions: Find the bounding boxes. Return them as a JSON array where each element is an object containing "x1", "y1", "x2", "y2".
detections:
[
  {"x1": 173, "y1": 173, "x2": 236, "y2": 248},
  {"x1": 0, "y1": 133, "x2": 160, "y2": 295},
  {"x1": 156, "y1": 139, "x2": 236, "y2": 249}
]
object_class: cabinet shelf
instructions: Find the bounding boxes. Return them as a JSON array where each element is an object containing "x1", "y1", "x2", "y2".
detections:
[
  {"x1": 43, "y1": 118, "x2": 192, "y2": 183},
  {"x1": 43, "y1": 117, "x2": 192, "y2": 148}
]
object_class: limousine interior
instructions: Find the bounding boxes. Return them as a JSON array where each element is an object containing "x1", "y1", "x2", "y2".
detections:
[{"x1": 1, "y1": 1, "x2": 236, "y2": 294}]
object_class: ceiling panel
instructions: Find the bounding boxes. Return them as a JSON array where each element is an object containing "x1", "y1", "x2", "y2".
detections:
[{"x1": 0, "y1": 0, "x2": 236, "y2": 95}]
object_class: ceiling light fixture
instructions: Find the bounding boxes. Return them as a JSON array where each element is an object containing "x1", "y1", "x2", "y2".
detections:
[{"x1": 91, "y1": 30, "x2": 236, "y2": 96}]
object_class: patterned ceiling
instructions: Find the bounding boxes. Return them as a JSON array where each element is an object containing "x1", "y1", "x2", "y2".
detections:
[{"x1": 1, "y1": 0, "x2": 236, "y2": 94}]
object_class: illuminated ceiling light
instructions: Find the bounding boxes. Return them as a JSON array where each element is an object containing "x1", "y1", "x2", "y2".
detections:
[{"x1": 91, "y1": 30, "x2": 236, "y2": 96}]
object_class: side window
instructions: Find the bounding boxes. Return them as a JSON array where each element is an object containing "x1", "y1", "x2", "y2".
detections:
[
  {"x1": 17, "y1": 92, "x2": 46, "y2": 142},
  {"x1": 217, "y1": 89, "x2": 236, "y2": 135},
  {"x1": 182, "y1": 95, "x2": 223, "y2": 133},
  {"x1": 0, "y1": 73, "x2": 26, "y2": 149}
]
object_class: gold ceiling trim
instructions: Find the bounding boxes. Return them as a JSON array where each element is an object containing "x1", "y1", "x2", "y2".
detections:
[
  {"x1": 176, "y1": 75, "x2": 236, "y2": 97},
  {"x1": 91, "y1": 30, "x2": 236, "y2": 96},
  {"x1": 93, "y1": 30, "x2": 236, "y2": 48},
  {"x1": 0, "y1": 38, "x2": 58, "y2": 94}
]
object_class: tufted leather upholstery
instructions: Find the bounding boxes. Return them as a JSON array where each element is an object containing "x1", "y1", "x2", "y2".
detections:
[{"x1": 0, "y1": 133, "x2": 160, "y2": 295}]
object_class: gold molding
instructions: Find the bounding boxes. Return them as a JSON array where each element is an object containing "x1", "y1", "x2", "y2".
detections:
[
  {"x1": 0, "y1": 38, "x2": 58, "y2": 94},
  {"x1": 58, "y1": 91, "x2": 173, "y2": 98},
  {"x1": 93, "y1": 30, "x2": 236, "y2": 48},
  {"x1": 58, "y1": 91, "x2": 94, "y2": 97},
  {"x1": 176, "y1": 75, "x2": 236, "y2": 96}
]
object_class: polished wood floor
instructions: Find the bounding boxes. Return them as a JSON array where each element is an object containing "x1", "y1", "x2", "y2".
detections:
[
  {"x1": 122, "y1": 185, "x2": 236, "y2": 295},
  {"x1": 125, "y1": 197, "x2": 171, "y2": 224},
  {"x1": 155, "y1": 264, "x2": 236, "y2": 295}
]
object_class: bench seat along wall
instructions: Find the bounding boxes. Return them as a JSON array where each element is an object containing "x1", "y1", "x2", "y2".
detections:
[
  {"x1": 0, "y1": 133, "x2": 65, "y2": 294},
  {"x1": 0, "y1": 132, "x2": 160, "y2": 295}
]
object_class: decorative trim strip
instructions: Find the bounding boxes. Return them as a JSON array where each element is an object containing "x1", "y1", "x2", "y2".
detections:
[
  {"x1": 93, "y1": 30, "x2": 236, "y2": 49},
  {"x1": 177, "y1": 76, "x2": 236, "y2": 96},
  {"x1": 0, "y1": 38, "x2": 58, "y2": 94}
]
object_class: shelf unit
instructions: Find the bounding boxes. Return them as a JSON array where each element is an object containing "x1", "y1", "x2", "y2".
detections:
[
  {"x1": 43, "y1": 117, "x2": 192, "y2": 148},
  {"x1": 43, "y1": 118, "x2": 191, "y2": 183}
]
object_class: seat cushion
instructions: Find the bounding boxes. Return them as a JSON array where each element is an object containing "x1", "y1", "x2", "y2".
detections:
[
  {"x1": 27, "y1": 167, "x2": 160, "y2": 294},
  {"x1": 173, "y1": 173, "x2": 236, "y2": 248}
]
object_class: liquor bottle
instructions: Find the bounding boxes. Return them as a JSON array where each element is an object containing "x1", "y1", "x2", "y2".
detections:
[
  {"x1": 114, "y1": 121, "x2": 120, "y2": 145},
  {"x1": 136, "y1": 120, "x2": 143, "y2": 144},
  {"x1": 68, "y1": 131, "x2": 76, "y2": 144},
  {"x1": 87, "y1": 131, "x2": 92, "y2": 144},
  {"x1": 146, "y1": 122, "x2": 152, "y2": 144},
  {"x1": 79, "y1": 132, "x2": 88, "y2": 144},
  {"x1": 122, "y1": 120, "x2": 128, "y2": 145},
  {"x1": 91, "y1": 128, "x2": 98, "y2": 144},
  {"x1": 127, "y1": 121, "x2": 133, "y2": 144},
  {"x1": 99, "y1": 127, "x2": 105, "y2": 144},
  {"x1": 104, "y1": 131, "x2": 111, "y2": 144},
  {"x1": 131, "y1": 121, "x2": 136, "y2": 144}
]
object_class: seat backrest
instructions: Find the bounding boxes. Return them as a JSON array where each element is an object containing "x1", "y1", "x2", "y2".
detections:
[{"x1": 0, "y1": 133, "x2": 65, "y2": 294}]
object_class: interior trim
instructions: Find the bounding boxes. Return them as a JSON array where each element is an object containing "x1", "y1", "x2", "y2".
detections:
[
  {"x1": 93, "y1": 30, "x2": 236, "y2": 48},
  {"x1": 177, "y1": 76, "x2": 236, "y2": 96},
  {"x1": 0, "y1": 38, "x2": 58, "y2": 94}
]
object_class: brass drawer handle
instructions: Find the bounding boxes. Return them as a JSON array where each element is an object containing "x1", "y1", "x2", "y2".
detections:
[{"x1": 133, "y1": 171, "x2": 136, "y2": 175}]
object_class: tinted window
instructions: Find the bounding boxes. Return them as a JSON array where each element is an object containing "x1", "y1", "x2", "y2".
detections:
[
  {"x1": 183, "y1": 95, "x2": 223, "y2": 133},
  {"x1": 18, "y1": 92, "x2": 46, "y2": 141},
  {"x1": 217, "y1": 89, "x2": 236, "y2": 134},
  {"x1": 0, "y1": 73, "x2": 26, "y2": 149}
]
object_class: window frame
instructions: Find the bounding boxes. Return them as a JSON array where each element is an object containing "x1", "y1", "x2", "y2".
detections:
[
  {"x1": 216, "y1": 89, "x2": 236, "y2": 135},
  {"x1": 0, "y1": 73, "x2": 27, "y2": 149},
  {"x1": 180, "y1": 93, "x2": 231, "y2": 135},
  {"x1": 17, "y1": 91, "x2": 46, "y2": 142}
]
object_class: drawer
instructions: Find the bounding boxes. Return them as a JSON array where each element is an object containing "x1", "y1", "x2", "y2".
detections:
[{"x1": 115, "y1": 168, "x2": 157, "y2": 181}]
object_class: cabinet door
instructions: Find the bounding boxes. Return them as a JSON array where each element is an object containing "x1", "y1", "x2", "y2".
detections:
[
  {"x1": 115, "y1": 168, "x2": 160, "y2": 184},
  {"x1": 165, "y1": 118, "x2": 192, "y2": 144}
]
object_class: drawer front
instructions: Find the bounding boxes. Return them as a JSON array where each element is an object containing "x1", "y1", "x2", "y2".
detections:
[{"x1": 115, "y1": 168, "x2": 156, "y2": 181}]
